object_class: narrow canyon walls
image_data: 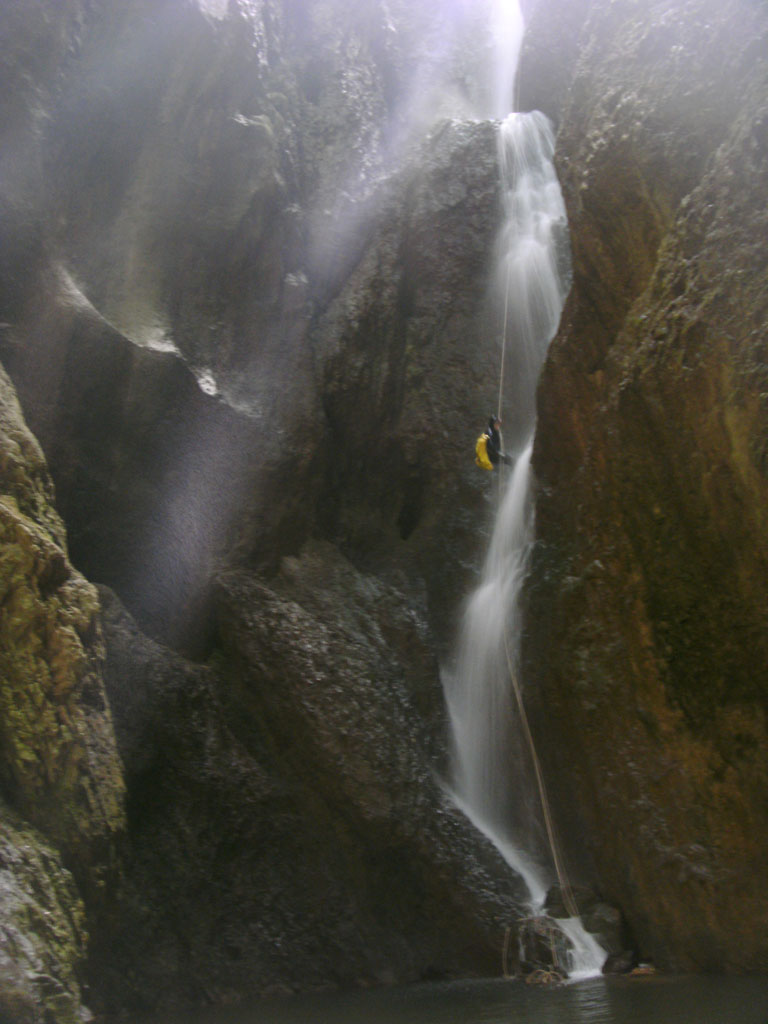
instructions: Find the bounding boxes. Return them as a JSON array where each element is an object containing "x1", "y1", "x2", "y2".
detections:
[{"x1": 521, "y1": 0, "x2": 768, "y2": 971}]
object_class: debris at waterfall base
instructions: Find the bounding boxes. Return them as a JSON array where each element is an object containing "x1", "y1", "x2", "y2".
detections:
[
  {"x1": 517, "y1": 916, "x2": 571, "y2": 982},
  {"x1": 629, "y1": 964, "x2": 657, "y2": 977},
  {"x1": 525, "y1": 967, "x2": 567, "y2": 986},
  {"x1": 513, "y1": 909, "x2": 644, "y2": 982}
]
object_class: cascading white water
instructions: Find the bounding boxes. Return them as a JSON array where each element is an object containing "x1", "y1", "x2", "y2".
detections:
[
  {"x1": 445, "y1": 442, "x2": 548, "y2": 906},
  {"x1": 443, "y1": 0, "x2": 606, "y2": 977},
  {"x1": 493, "y1": 111, "x2": 572, "y2": 430},
  {"x1": 443, "y1": 111, "x2": 567, "y2": 889}
]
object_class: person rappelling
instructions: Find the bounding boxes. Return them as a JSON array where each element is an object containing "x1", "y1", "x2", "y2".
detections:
[
  {"x1": 475, "y1": 415, "x2": 512, "y2": 470},
  {"x1": 476, "y1": 249, "x2": 514, "y2": 471}
]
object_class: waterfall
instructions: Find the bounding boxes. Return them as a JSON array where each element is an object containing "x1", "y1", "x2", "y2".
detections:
[
  {"x1": 443, "y1": 0, "x2": 606, "y2": 977},
  {"x1": 445, "y1": 442, "x2": 547, "y2": 905}
]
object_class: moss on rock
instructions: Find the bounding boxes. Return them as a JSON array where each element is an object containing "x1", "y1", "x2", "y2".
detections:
[
  {"x1": 0, "y1": 365, "x2": 125, "y2": 1017},
  {"x1": 0, "y1": 801, "x2": 89, "y2": 1024},
  {"x1": 0, "y1": 367, "x2": 125, "y2": 861}
]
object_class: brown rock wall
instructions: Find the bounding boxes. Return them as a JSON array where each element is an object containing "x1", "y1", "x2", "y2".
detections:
[{"x1": 522, "y1": 0, "x2": 768, "y2": 970}]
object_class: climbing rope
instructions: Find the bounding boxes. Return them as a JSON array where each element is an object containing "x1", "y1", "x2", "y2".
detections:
[
  {"x1": 502, "y1": 628, "x2": 581, "y2": 921},
  {"x1": 502, "y1": 926, "x2": 513, "y2": 979},
  {"x1": 493, "y1": 265, "x2": 513, "y2": 513},
  {"x1": 497, "y1": 264, "x2": 511, "y2": 424},
  {"x1": 494, "y1": 242, "x2": 579, "y2": 920}
]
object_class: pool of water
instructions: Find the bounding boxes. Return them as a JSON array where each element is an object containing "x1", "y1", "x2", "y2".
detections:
[{"x1": 144, "y1": 975, "x2": 768, "y2": 1024}]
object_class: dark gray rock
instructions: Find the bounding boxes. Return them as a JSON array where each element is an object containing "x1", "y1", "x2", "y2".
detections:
[
  {"x1": 544, "y1": 883, "x2": 601, "y2": 920},
  {"x1": 581, "y1": 903, "x2": 628, "y2": 957},
  {"x1": 602, "y1": 950, "x2": 637, "y2": 975},
  {"x1": 1, "y1": 263, "x2": 322, "y2": 654},
  {"x1": 92, "y1": 569, "x2": 529, "y2": 1013},
  {"x1": 544, "y1": 885, "x2": 628, "y2": 955},
  {"x1": 518, "y1": 916, "x2": 570, "y2": 977}
]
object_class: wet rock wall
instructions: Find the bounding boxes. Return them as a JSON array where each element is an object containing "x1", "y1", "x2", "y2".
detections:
[
  {"x1": 0, "y1": 0, "x2": 528, "y2": 1016},
  {"x1": 521, "y1": 0, "x2": 768, "y2": 971}
]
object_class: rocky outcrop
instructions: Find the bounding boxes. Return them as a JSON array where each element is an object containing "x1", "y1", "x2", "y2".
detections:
[
  {"x1": 520, "y1": 0, "x2": 768, "y2": 971},
  {"x1": 1, "y1": 264, "x2": 318, "y2": 655},
  {"x1": 309, "y1": 116, "x2": 504, "y2": 648},
  {"x1": 90, "y1": 571, "x2": 527, "y2": 1015},
  {"x1": 0, "y1": 366, "x2": 125, "y2": 866},
  {"x1": 0, "y1": 804, "x2": 89, "y2": 1024},
  {"x1": 0, "y1": 365, "x2": 124, "y2": 1020},
  {"x1": 1, "y1": 0, "x2": 527, "y2": 1014},
  {"x1": 1, "y1": 0, "x2": 504, "y2": 656}
]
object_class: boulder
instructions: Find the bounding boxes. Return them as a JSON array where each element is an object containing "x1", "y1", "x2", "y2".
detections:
[
  {"x1": 581, "y1": 903, "x2": 628, "y2": 957},
  {"x1": 544, "y1": 883, "x2": 601, "y2": 919},
  {"x1": 89, "y1": 569, "x2": 530, "y2": 1013},
  {"x1": 602, "y1": 950, "x2": 638, "y2": 975},
  {"x1": 544, "y1": 885, "x2": 629, "y2": 955},
  {"x1": 518, "y1": 916, "x2": 570, "y2": 978}
]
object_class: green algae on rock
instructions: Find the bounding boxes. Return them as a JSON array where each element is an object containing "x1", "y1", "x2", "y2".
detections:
[
  {"x1": 0, "y1": 367, "x2": 125, "y2": 863},
  {"x1": 0, "y1": 801, "x2": 89, "y2": 1024},
  {"x1": 0, "y1": 366, "x2": 125, "y2": 1020}
]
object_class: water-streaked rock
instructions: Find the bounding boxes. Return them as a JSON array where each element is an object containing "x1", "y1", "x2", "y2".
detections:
[{"x1": 522, "y1": 0, "x2": 768, "y2": 972}]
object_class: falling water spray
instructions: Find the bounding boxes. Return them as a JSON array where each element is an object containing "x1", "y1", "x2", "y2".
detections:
[{"x1": 443, "y1": 0, "x2": 606, "y2": 976}]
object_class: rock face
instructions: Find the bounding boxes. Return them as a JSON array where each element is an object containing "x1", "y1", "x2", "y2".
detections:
[
  {"x1": 4, "y1": 0, "x2": 768, "y2": 1014},
  {"x1": 0, "y1": 804, "x2": 89, "y2": 1024},
  {"x1": 92, "y1": 568, "x2": 526, "y2": 1014},
  {"x1": 0, "y1": 364, "x2": 125, "y2": 1020},
  {"x1": 0, "y1": 365, "x2": 125, "y2": 867},
  {"x1": 0, "y1": 0, "x2": 531, "y2": 1016},
  {"x1": 520, "y1": 0, "x2": 768, "y2": 971},
  {"x1": 1, "y1": 0, "x2": 504, "y2": 656}
]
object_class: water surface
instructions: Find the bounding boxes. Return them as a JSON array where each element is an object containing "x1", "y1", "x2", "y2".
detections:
[{"x1": 147, "y1": 975, "x2": 768, "y2": 1024}]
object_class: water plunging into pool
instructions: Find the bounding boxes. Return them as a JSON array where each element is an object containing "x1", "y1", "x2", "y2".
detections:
[{"x1": 442, "y1": 2, "x2": 605, "y2": 977}]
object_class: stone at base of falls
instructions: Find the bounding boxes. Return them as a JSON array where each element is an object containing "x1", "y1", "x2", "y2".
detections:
[
  {"x1": 602, "y1": 951, "x2": 639, "y2": 975},
  {"x1": 582, "y1": 902, "x2": 627, "y2": 957},
  {"x1": 518, "y1": 916, "x2": 571, "y2": 979},
  {"x1": 544, "y1": 884, "x2": 630, "y2": 956},
  {"x1": 544, "y1": 883, "x2": 601, "y2": 918}
]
